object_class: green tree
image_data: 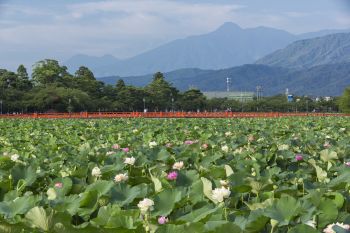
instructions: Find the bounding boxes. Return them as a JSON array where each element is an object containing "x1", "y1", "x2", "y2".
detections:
[
  {"x1": 26, "y1": 85, "x2": 92, "y2": 112},
  {"x1": 16, "y1": 65, "x2": 32, "y2": 90},
  {"x1": 32, "y1": 59, "x2": 70, "y2": 86},
  {"x1": 339, "y1": 87, "x2": 350, "y2": 113},
  {"x1": 116, "y1": 79, "x2": 126, "y2": 92},
  {"x1": 17, "y1": 64, "x2": 29, "y2": 80},
  {"x1": 178, "y1": 89, "x2": 206, "y2": 111},
  {"x1": 115, "y1": 86, "x2": 146, "y2": 111},
  {"x1": 74, "y1": 66, "x2": 102, "y2": 96},
  {"x1": 145, "y1": 72, "x2": 178, "y2": 111},
  {"x1": 0, "y1": 70, "x2": 17, "y2": 89}
]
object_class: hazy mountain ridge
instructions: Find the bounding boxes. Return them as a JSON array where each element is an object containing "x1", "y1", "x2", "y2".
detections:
[
  {"x1": 64, "y1": 54, "x2": 120, "y2": 76},
  {"x1": 99, "y1": 62, "x2": 350, "y2": 96},
  {"x1": 256, "y1": 33, "x2": 350, "y2": 69},
  {"x1": 66, "y1": 22, "x2": 349, "y2": 77},
  {"x1": 64, "y1": 23, "x2": 349, "y2": 77}
]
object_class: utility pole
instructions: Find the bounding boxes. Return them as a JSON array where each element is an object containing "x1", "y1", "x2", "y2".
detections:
[
  {"x1": 256, "y1": 85, "x2": 262, "y2": 100},
  {"x1": 226, "y1": 77, "x2": 231, "y2": 92}
]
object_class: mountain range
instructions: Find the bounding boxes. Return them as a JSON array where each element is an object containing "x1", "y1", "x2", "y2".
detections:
[
  {"x1": 99, "y1": 62, "x2": 350, "y2": 96},
  {"x1": 256, "y1": 32, "x2": 350, "y2": 69},
  {"x1": 64, "y1": 22, "x2": 348, "y2": 77},
  {"x1": 97, "y1": 31, "x2": 350, "y2": 96}
]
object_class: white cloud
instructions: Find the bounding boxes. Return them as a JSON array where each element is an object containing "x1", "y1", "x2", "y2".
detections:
[
  {"x1": 0, "y1": 0, "x2": 348, "y2": 71},
  {"x1": 0, "y1": 0, "x2": 245, "y2": 69},
  {"x1": 64, "y1": 0, "x2": 245, "y2": 36},
  {"x1": 67, "y1": 1, "x2": 244, "y2": 18},
  {"x1": 284, "y1": 11, "x2": 309, "y2": 18}
]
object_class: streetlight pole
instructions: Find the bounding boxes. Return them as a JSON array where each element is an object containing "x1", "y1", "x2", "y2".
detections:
[
  {"x1": 170, "y1": 93, "x2": 174, "y2": 112},
  {"x1": 68, "y1": 98, "x2": 72, "y2": 115},
  {"x1": 143, "y1": 98, "x2": 146, "y2": 112},
  {"x1": 171, "y1": 97, "x2": 174, "y2": 112}
]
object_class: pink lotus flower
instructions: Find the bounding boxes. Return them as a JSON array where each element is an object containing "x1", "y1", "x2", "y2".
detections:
[
  {"x1": 184, "y1": 140, "x2": 194, "y2": 145},
  {"x1": 201, "y1": 144, "x2": 208, "y2": 149},
  {"x1": 122, "y1": 148, "x2": 129, "y2": 153},
  {"x1": 248, "y1": 135, "x2": 255, "y2": 142},
  {"x1": 323, "y1": 141, "x2": 331, "y2": 148},
  {"x1": 54, "y1": 182, "x2": 63, "y2": 188},
  {"x1": 158, "y1": 216, "x2": 168, "y2": 225},
  {"x1": 112, "y1": 144, "x2": 120, "y2": 149},
  {"x1": 167, "y1": 171, "x2": 178, "y2": 180},
  {"x1": 295, "y1": 154, "x2": 303, "y2": 161},
  {"x1": 345, "y1": 162, "x2": 350, "y2": 167}
]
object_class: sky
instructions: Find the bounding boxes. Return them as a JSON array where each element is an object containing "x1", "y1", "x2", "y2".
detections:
[{"x1": 0, "y1": 0, "x2": 350, "y2": 72}]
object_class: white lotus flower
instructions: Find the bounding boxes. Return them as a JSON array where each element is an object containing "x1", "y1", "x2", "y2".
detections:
[
  {"x1": 172, "y1": 161, "x2": 184, "y2": 170},
  {"x1": 137, "y1": 198, "x2": 154, "y2": 213},
  {"x1": 225, "y1": 132, "x2": 232, "y2": 137},
  {"x1": 133, "y1": 129, "x2": 138, "y2": 133},
  {"x1": 220, "y1": 180, "x2": 228, "y2": 186},
  {"x1": 212, "y1": 187, "x2": 231, "y2": 203},
  {"x1": 221, "y1": 145, "x2": 229, "y2": 153},
  {"x1": 10, "y1": 154, "x2": 20, "y2": 162},
  {"x1": 114, "y1": 173, "x2": 128, "y2": 183},
  {"x1": 278, "y1": 144, "x2": 289, "y2": 150},
  {"x1": 91, "y1": 167, "x2": 101, "y2": 177},
  {"x1": 149, "y1": 141, "x2": 157, "y2": 148},
  {"x1": 257, "y1": 138, "x2": 264, "y2": 142},
  {"x1": 124, "y1": 157, "x2": 135, "y2": 165},
  {"x1": 323, "y1": 222, "x2": 350, "y2": 233},
  {"x1": 306, "y1": 220, "x2": 316, "y2": 229},
  {"x1": 106, "y1": 151, "x2": 115, "y2": 156}
]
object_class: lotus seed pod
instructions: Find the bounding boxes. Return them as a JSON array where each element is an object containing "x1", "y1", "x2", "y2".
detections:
[
  {"x1": 271, "y1": 219, "x2": 279, "y2": 228},
  {"x1": 98, "y1": 196, "x2": 110, "y2": 206}
]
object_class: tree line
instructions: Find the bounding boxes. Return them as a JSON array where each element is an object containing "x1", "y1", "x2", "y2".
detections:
[{"x1": 0, "y1": 59, "x2": 349, "y2": 113}]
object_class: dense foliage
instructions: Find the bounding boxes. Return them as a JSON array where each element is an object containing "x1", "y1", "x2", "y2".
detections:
[
  {"x1": 0, "y1": 118, "x2": 349, "y2": 232},
  {"x1": 339, "y1": 87, "x2": 350, "y2": 113},
  {"x1": 0, "y1": 59, "x2": 342, "y2": 113}
]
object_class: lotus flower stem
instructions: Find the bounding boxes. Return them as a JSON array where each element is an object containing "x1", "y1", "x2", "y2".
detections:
[
  {"x1": 143, "y1": 213, "x2": 150, "y2": 233},
  {"x1": 224, "y1": 207, "x2": 228, "y2": 221},
  {"x1": 302, "y1": 181, "x2": 305, "y2": 196}
]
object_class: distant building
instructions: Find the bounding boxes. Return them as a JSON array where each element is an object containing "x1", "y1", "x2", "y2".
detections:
[
  {"x1": 324, "y1": 96, "x2": 332, "y2": 102},
  {"x1": 203, "y1": 91, "x2": 254, "y2": 102}
]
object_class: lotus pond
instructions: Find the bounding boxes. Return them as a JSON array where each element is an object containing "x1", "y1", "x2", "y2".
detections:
[{"x1": 0, "y1": 118, "x2": 350, "y2": 233}]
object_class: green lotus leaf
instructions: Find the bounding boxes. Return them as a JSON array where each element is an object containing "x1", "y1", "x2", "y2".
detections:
[
  {"x1": 25, "y1": 206, "x2": 54, "y2": 231},
  {"x1": 264, "y1": 195, "x2": 301, "y2": 226},
  {"x1": 201, "y1": 177, "x2": 216, "y2": 204},
  {"x1": 110, "y1": 183, "x2": 142, "y2": 206},
  {"x1": 320, "y1": 149, "x2": 338, "y2": 163},
  {"x1": 317, "y1": 199, "x2": 338, "y2": 228},
  {"x1": 156, "y1": 222, "x2": 205, "y2": 233},
  {"x1": 177, "y1": 204, "x2": 220, "y2": 223},
  {"x1": 153, "y1": 188, "x2": 182, "y2": 216},
  {"x1": 91, "y1": 204, "x2": 139, "y2": 229},
  {"x1": 287, "y1": 224, "x2": 318, "y2": 233},
  {"x1": 85, "y1": 180, "x2": 114, "y2": 197},
  {"x1": 0, "y1": 195, "x2": 41, "y2": 218}
]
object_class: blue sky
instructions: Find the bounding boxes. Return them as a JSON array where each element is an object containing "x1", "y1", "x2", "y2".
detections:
[{"x1": 0, "y1": 0, "x2": 349, "y2": 71}]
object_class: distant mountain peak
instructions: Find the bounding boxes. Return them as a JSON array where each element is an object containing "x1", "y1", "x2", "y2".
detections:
[
  {"x1": 65, "y1": 23, "x2": 346, "y2": 77},
  {"x1": 214, "y1": 22, "x2": 242, "y2": 33},
  {"x1": 256, "y1": 32, "x2": 350, "y2": 69}
]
